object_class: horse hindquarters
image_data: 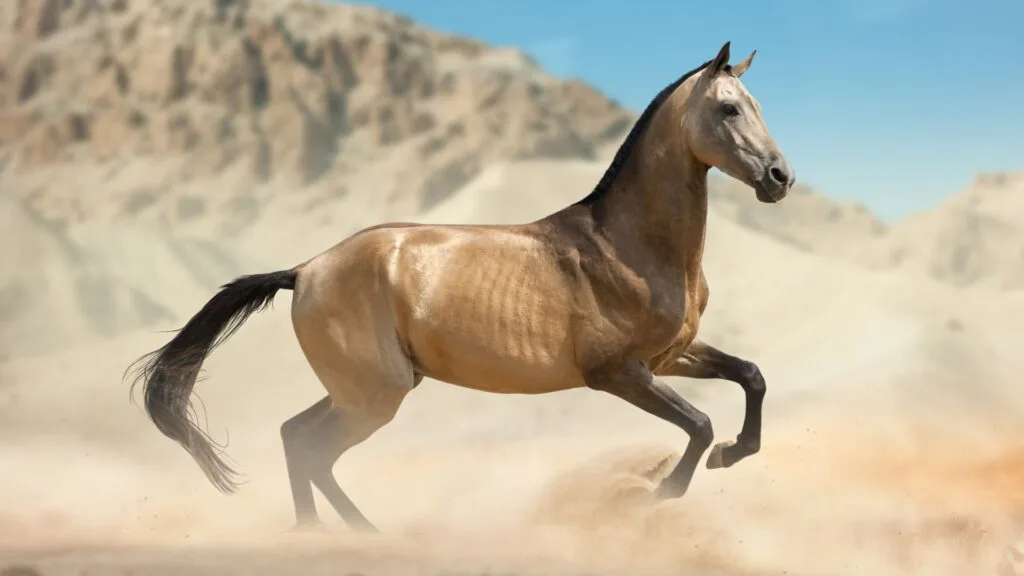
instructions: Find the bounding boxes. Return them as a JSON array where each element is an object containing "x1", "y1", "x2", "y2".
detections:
[{"x1": 284, "y1": 240, "x2": 418, "y2": 530}]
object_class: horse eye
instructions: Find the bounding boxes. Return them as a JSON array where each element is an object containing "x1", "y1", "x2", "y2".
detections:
[{"x1": 722, "y1": 103, "x2": 740, "y2": 117}]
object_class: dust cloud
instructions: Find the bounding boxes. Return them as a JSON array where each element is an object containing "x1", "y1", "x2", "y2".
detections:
[
  {"x1": 3, "y1": 162, "x2": 1024, "y2": 575},
  {"x1": 2, "y1": 326, "x2": 1023, "y2": 576}
]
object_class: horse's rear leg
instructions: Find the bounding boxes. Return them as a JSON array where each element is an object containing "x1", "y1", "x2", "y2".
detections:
[
  {"x1": 287, "y1": 259, "x2": 418, "y2": 532},
  {"x1": 305, "y1": 404, "x2": 384, "y2": 533},
  {"x1": 281, "y1": 393, "x2": 404, "y2": 533},
  {"x1": 280, "y1": 395, "x2": 332, "y2": 530}
]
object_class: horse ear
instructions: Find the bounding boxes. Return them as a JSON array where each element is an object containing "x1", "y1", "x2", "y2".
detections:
[
  {"x1": 731, "y1": 49, "x2": 756, "y2": 78},
  {"x1": 709, "y1": 41, "x2": 731, "y2": 76}
]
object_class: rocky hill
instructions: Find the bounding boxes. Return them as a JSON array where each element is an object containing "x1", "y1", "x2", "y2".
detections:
[
  {"x1": 878, "y1": 172, "x2": 1024, "y2": 289},
  {"x1": 706, "y1": 174, "x2": 891, "y2": 262},
  {"x1": 0, "y1": 0, "x2": 631, "y2": 238},
  {"x1": 0, "y1": 189, "x2": 261, "y2": 360},
  {"x1": 1, "y1": 0, "x2": 1021, "y2": 360},
  {"x1": 704, "y1": 171, "x2": 1024, "y2": 289}
]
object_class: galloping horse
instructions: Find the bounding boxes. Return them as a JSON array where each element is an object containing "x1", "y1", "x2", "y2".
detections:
[{"x1": 127, "y1": 41, "x2": 795, "y2": 533}]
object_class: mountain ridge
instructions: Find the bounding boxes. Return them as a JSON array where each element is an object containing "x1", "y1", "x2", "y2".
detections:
[{"x1": 1, "y1": 0, "x2": 1021, "y2": 361}]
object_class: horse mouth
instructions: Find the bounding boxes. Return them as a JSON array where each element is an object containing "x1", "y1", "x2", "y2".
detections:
[{"x1": 755, "y1": 183, "x2": 782, "y2": 203}]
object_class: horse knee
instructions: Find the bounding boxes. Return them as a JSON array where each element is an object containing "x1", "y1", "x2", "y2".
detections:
[
  {"x1": 738, "y1": 361, "x2": 766, "y2": 399},
  {"x1": 691, "y1": 412, "x2": 715, "y2": 449}
]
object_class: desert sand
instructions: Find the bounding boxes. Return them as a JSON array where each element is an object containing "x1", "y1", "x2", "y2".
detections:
[{"x1": 3, "y1": 1, "x2": 1024, "y2": 575}]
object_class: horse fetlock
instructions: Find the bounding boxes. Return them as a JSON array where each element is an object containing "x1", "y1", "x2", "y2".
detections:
[
  {"x1": 736, "y1": 435, "x2": 761, "y2": 457},
  {"x1": 706, "y1": 436, "x2": 759, "y2": 469},
  {"x1": 652, "y1": 474, "x2": 691, "y2": 501},
  {"x1": 705, "y1": 440, "x2": 734, "y2": 469}
]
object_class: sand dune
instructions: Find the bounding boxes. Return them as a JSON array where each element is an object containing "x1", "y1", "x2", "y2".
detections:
[
  {"x1": 0, "y1": 193, "x2": 262, "y2": 361},
  {"x1": 0, "y1": 194, "x2": 171, "y2": 362},
  {"x1": 880, "y1": 172, "x2": 1024, "y2": 289}
]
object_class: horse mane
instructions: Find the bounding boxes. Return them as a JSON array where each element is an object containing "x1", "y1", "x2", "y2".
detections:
[{"x1": 575, "y1": 59, "x2": 714, "y2": 207}]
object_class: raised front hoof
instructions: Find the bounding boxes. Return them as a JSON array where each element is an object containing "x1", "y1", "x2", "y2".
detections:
[
  {"x1": 706, "y1": 439, "x2": 759, "y2": 469},
  {"x1": 706, "y1": 441, "x2": 736, "y2": 470}
]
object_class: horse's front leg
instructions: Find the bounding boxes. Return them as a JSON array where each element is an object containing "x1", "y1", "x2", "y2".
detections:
[
  {"x1": 584, "y1": 359, "x2": 714, "y2": 500},
  {"x1": 652, "y1": 339, "x2": 766, "y2": 469}
]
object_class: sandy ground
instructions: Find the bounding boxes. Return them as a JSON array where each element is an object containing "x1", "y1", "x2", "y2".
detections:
[
  {"x1": 3, "y1": 160, "x2": 1024, "y2": 576},
  {"x1": 4, "y1": 401, "x2": 1024, "y2": 576}
]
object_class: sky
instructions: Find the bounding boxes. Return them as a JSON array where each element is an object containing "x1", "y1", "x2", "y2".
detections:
[{"x1": 354, "y1": 0, "x2": 1023, "y2": 222}]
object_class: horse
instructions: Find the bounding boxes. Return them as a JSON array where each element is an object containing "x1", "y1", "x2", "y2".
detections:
[{"x1": 126, "y1": 41, "x2": 795, "y2": 533}]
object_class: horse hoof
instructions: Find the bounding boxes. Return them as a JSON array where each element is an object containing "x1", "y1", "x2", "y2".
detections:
[
  {"x1": 706, "y1": 440, "x2": 736, "y2": 470},
  {"x1": 286, "y1": 521, "x2": 328, "y2": 534},
  {"x1": 351, "y1": 520, "x2": 380, "y2": 534},
  {"x1": 651, "y1": 482, "x2": 678, "y2": 501}
]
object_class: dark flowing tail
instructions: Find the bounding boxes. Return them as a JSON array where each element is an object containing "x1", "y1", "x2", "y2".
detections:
[{"x1": 125, "y1": 268, "x2": 299, "y2": 494}]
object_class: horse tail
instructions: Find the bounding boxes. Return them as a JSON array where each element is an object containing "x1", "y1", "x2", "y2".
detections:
[{"x1": 125, "y1": 268, "x2": 300, "y2": 494}]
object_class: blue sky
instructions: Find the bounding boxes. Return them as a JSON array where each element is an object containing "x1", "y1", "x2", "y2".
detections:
[{"x1": 355, "y1": 0, "x2": 1023, "y2": 221}]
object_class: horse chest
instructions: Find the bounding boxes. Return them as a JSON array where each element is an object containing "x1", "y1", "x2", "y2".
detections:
[
  {"x1": 644, "y1": 273, "x2": 707, "y2": 356},
  {"x1": 643, "y1": 283, "x2": 690, "y2": 347}
]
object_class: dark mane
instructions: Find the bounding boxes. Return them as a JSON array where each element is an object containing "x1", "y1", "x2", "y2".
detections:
[{"x1": 575, "y1": 59, "x2": 713, "y2": 207}]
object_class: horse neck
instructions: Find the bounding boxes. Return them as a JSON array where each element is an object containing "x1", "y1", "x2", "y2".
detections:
[{"x1": 592, "y1": 101, "x2": 710, "y2": 277}]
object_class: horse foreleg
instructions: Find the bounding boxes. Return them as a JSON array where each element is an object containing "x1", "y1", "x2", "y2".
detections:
[
  {"x1": 652, "y1": 339, "x2": 765, "y2": 469},
  {"x1": 586, "y1": 360, "x2": 714, "y2": 500}
]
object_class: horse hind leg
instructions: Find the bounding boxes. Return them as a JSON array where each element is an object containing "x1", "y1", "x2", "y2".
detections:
[
  {"x1": 288, "y1": 317, "x2": 418, "y2": 531},
  {"x1": 285, "y1": 252, "x2": 422, "y2": 532},
  {"x1": 280, "y1": 395, "x2": 332, "y2": 531},
  {"x1": 280, "y1": 369, "x2": 415, "y2": 533}
]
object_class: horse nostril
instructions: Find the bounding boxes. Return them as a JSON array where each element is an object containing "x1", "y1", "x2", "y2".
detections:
[{"x1": 769, "y1": 166, "x2": 789, "y2": 185}]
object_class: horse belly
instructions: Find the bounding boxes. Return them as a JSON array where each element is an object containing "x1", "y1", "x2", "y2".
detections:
[
  {"x1": 408, "y1": 285, "x2": 583, "y2": 394},
  {"x1": 394, "y1": 229, "x2": 584, "y2": 394},
  {"x1": 435, "y1": 341, "x2": 582, "y2": 394}
]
